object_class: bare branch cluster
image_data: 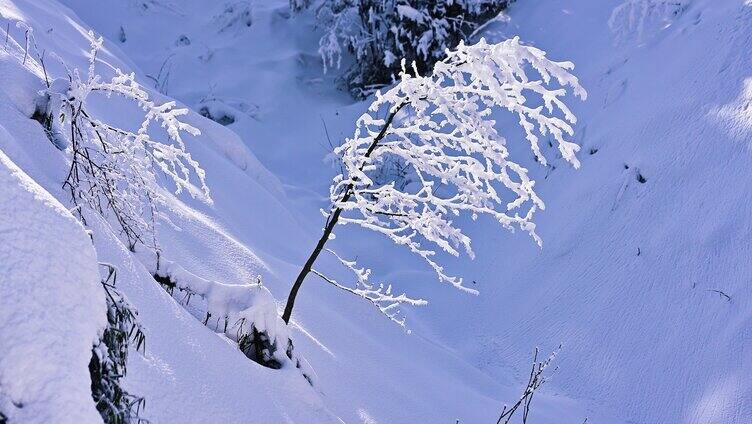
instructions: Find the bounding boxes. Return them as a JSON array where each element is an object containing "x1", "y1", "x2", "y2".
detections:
[{"x1": 497, "y1": 346, "x2": 560, "y2": 424}]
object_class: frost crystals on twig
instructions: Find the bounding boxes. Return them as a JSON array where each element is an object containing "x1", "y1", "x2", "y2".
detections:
[
  {"x1": 311, "y1": 248, "x2": 427, "y2": 328},
  {"x1": 35, "y1": 31, "x2": 210, "y2": 251},
  {"x1": 282, "y1": 36, "x2": 586, "y2": 326},
  {"x1": 497, "y1": 345, "x2": 561, "y2": 424},
  {"x1": 332, "y1": 37, "x2": 587, "y2": 293}
]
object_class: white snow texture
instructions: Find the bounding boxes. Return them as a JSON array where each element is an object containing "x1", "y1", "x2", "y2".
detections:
[{"x1": 1, "y1": 0, "x2": 752, "y2": 423}]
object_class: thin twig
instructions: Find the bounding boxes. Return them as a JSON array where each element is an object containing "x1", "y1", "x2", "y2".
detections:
[
  {"x1": 497, "y1": 346, "x2": 560, "y2": 424},
  {"x1": 4, "y1": 21, "x2": 9, "y2": 51},
  {"x1": 706, "y1": 289, "x2": 731, "y2": 302}
]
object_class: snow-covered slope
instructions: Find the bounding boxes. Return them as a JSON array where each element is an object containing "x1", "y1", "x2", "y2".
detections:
[
  {"x1": 448, "y1": 2, "x2": 752, "y2": 423},
  {"x1": 2, "y1": 0, "x2": 751, "y2": 422},
  {"x1": 0, "y1": 25, "x2": 104, "y2": 423},
  {"x1": 2, "y1": 0, "x2": 593, "y2": 422},
  {"x1": 0, "y1": 150, "x2": 105, "y2": 424},
  {"x1": 0, "y1": 1, "x2": 333, "y2": 422}
]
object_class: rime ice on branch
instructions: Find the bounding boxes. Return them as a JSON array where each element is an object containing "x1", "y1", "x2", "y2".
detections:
[
  {"x1": 312, "y1": 249, "x2": 428, "y2": 327},
  {"x1": 37, "y1": 32, "x2": 210, "y2": 251},
  {"x1": 283, "y1": 36, "x2": 586, "y2": 325}
]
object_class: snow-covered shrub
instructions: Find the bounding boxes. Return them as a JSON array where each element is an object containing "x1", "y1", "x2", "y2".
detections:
[
  {"x1": 151, "y1": 257, "x2": 312, "y2": 379},
  {"x1": 90, "y1": 264, "x2": 147, "y2": 424},
  {"x1": 28, "y1": 30, "x2": 309, "y2": 378},
  {"x1": 608, "y1": 0, "x2": 689, "y2": 44},
  {"x1": 310, "y1": 0, "x2": 512, "y2": 96},
  {"x1": 2, "y1": 26, "x2": 153, "y2": 422},
  {"x1": 33, "y1": 33, "x2": 210, "y2": 252},
  {"x1": 282, "y1": 37, "x2": 586, "y2": 325}
]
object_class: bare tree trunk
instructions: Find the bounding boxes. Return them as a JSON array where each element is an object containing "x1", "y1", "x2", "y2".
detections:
[
  {"x1": 281, "y1": 206, "x2": 345, "y2": 323},
  {"x1": 281, "y1": 102, "x2": 406, "y2": 324}
]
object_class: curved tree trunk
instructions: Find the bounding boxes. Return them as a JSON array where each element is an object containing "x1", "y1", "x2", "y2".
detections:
[{"x1": 281, "y1": 102, "x2": 406, "y2": 324}]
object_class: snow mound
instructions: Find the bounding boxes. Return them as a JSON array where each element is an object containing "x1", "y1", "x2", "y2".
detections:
[{"x1": 0, "y1": 147, "x2": 105, "y2": 424}]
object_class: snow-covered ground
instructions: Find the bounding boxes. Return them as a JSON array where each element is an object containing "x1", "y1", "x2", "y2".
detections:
[{"x1": 1, "y1": 0, "x2": 751, "y2": 422}]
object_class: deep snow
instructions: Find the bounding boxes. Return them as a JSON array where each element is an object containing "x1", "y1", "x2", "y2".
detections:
[
  {"x1": 1, "y1": 0, "x2": 751, "y2": 423},
  {"x1": 0, "y1": 148, "x2": 105, "y2": 424}
]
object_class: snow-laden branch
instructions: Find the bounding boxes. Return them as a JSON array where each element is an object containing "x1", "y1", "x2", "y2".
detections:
[
  {"x1": 282, "y1": 36, "x2": 585, "y2": 326},
  {"x1": 331, "y1": 37, "x2": 586, "y2": 293},
  {"x1": 66, "y1": 33, "x2": 210, "y2": 202},
  {"x1": 311, "y1": 249, "x2": 426, "y2": 327}
]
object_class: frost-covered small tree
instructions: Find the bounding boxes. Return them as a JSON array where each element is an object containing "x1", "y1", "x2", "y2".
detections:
[
  {"x1": 282, "y1": 36, "x2": 586, "y2": 325},
  {"x1": 35, "y1": 33, "x2": 210, "y2": 252},
  {"x1": 311, "y1": 0, "x2": 512, "y2": 96},
  {"x1": 31, "y1": 32, "x2": 310, "y2": 375}
]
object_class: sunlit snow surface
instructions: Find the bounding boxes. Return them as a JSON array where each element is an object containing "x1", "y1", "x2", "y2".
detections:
[{"x1": 1, "y1": 0, "x2": 751, "y2": 422}]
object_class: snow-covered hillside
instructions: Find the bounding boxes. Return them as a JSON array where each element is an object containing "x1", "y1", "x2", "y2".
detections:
[
  {"x1": 456, "y1": 2, "x2": 752, "y2": 423},
  {"x1": 1, "y1": 0, "x2": 751, "y2": 423}
]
